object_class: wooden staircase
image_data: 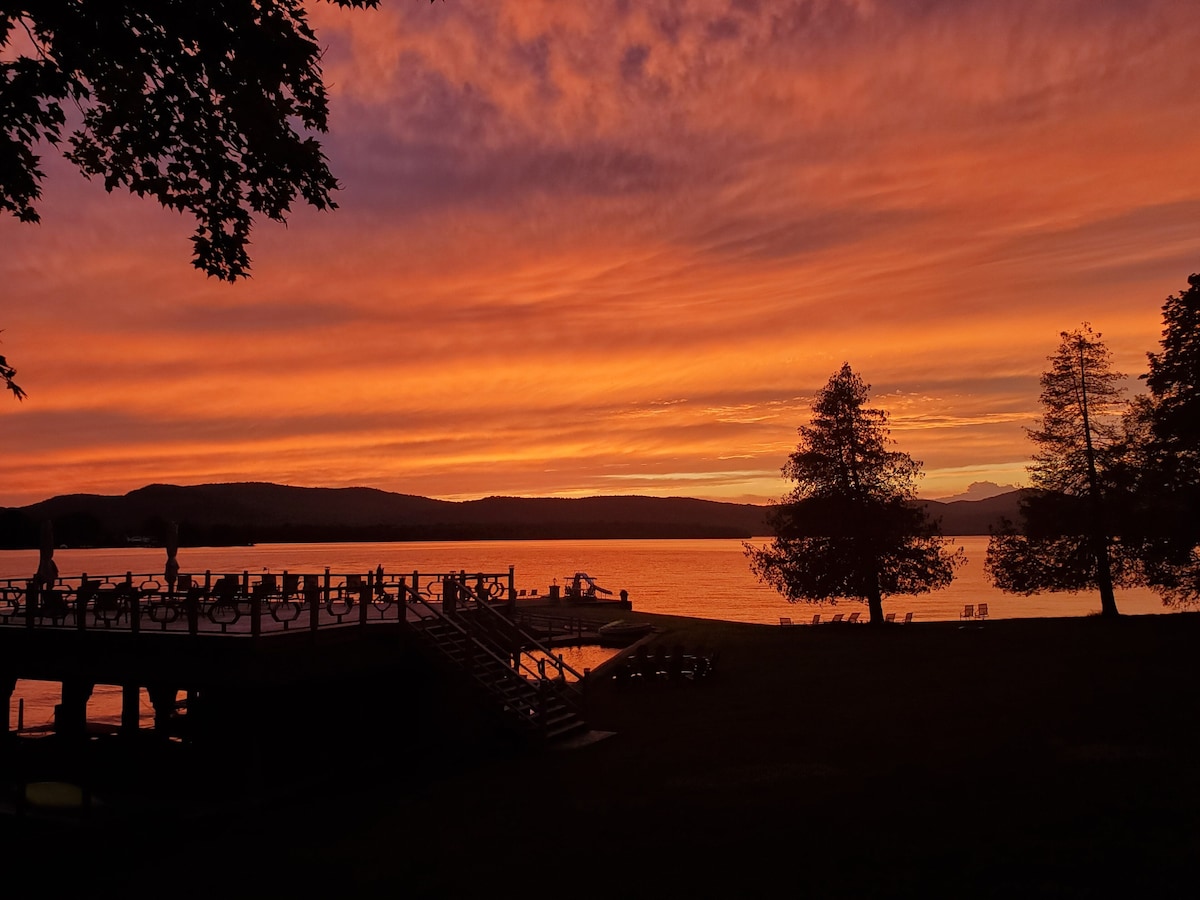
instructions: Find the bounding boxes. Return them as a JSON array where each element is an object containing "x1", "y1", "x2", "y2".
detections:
[{"x1": 402, "y1": 585, "x2": 589, "y2": 746}]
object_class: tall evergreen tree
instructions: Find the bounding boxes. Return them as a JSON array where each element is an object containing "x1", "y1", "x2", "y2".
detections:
[
  {"x1": 745, "y1": 363, "x2": 963, "y2": 624},
  {"x1": 1145, "y1": 273, "x2": 1200, "y2": 481},
  {"x1": 1131, "y1": 273, "x2": 1200, "y2": 604},
  {"x1": 986, "y1": 325, "x2": 1128, "y2": 616}
]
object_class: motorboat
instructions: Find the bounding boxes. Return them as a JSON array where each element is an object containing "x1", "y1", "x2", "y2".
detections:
[{"x1": 597, "y1": 619, "x2": 654, "y2": 647}]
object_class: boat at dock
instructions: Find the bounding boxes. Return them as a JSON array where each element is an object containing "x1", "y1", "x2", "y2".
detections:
[{"x1": 596, "y1": 619, "x2": 654, "y2": 647}]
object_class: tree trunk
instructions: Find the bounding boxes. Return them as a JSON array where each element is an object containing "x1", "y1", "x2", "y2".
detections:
[
  {"x1": 1077, "y1": 341, "x2": 1120, "y2": 618},
  {"x1": 1094, "y1": 534, "x2": 1120, "y2": 617},
  {"x1": 866, "y1": 584, "x2": 885, "y2": 624}
]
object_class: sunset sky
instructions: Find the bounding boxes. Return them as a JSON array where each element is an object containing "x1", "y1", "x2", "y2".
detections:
[{"x1": 3, "y1": 0, "x2": 1200, "y2": 510}]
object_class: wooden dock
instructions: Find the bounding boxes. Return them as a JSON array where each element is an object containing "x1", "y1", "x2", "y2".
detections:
[{"x1": 1, "y1": 567, "x2": 594, "y2": 751}]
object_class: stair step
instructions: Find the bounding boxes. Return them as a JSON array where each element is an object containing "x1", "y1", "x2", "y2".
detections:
[
  {"x1": 410, "y1": 605, "x2": 589, "y2": 745},
  {"x1": 546, "y1": 721, "x2": 588, "y2": 742}
]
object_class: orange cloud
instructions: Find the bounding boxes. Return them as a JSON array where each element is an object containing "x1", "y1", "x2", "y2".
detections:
[{"x1": 2, "y1": 1, "x2": 1199, "y2": 507}]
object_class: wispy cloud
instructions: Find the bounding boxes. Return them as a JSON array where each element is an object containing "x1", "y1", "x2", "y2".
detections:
[{"x1": 2, "y1": 0, "x2": 1198, "y2": 506}]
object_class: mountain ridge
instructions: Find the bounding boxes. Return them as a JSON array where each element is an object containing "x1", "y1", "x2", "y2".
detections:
[{"x1": 0, "y1": 482, "x2": 1027, "y2": 548}]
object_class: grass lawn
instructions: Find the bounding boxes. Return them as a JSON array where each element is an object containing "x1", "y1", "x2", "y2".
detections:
[{"x1": 4, "y1": 610, "x2": 1199, "y2": 897}]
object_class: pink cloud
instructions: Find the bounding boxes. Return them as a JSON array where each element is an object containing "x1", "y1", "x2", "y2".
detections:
[{"x1": 2, "y1": 0, "x2": 1199, "y2": 506}]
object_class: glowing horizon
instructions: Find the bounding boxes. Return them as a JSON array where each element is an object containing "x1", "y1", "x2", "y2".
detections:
[{"x1": 3, "y1": 1, "x2": 1198, "y2": 509}]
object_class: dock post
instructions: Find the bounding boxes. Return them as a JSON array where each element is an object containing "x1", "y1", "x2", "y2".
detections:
[
  {"x1": 1, "y1": 674, "x2": 15, "y2": 737},
  {"x1": 127, "y1": 572, "x2": 140, "y2": 634},
  {"x1": 76, "y1": 572, "x2": 89, "y2": 632},
  {"x1": 121, "y1": 683, "x2": 140, "y2": 736},
  {"x1": 186, "y1": 584, "x2": 199, "y2": 634},
  {"x1": 360, "y1": 572, "x2": 370, "y2": 627},
  {"x1": 147, "y1": 684, "x2": 179, "y2": 739},
  {"x1": 313, "y1": 568, "x2": 330, "y2": 633},
  {"x1": 56, "y1": 679, "x2": 93, "y2": 740},
  {"x1": 508, "y1": 566, "x2": 516, "y2": 615}
]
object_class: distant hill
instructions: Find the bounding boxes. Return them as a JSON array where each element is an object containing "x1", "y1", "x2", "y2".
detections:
[
  {"x1": 0, "y1": 482, "x2": 1027, "y2": 549},
  {"x1": 918, "y1": 491, "x2": 1028, "y2": 537}
]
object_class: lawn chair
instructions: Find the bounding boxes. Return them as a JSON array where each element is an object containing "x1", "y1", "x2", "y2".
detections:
[
  {"x1": 779, "y1": 616, "x2": 793, "y2": 627},
  {"x1": 252, "y1": 573, "x2": 278, "y2": 602},
  {"x1": 885, "y1": 612, "x2": 896, "y2": 623},
  {"x1": 810, "y1": 613, "x2": 821, "y2": 625},
  {"x1": 902, "y1": 612, "x2": 914, "y2": 624},
  {"x1": 960, "y1": 604, "x2": 975, "y2": 621},
  {"x1": 281, "y1": 572, "x2": 300, "y2": 598},
  {"x1": 93, "y1": 583, "x2": 132, "y2": 626},
  {"x1": 74, "y1": 579, "x2": 100, "y2": 622},
  {"x1": 37, "y1": 587, "x2": 70, "y2": 625},
  {"x1": 977, "y1": 602, "x2": 989, "y2": 620},
  {"x1": 846, "y1": 611, "x2": 861, "y2": 624},
  {"x1": 829, "y1": 613, "x2": 845, "y2": 624},
  {"x1": 632, "y1": 644, "x2": 653, "y2": 682}
]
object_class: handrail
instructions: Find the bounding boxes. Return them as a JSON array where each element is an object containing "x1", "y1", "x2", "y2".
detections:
[
  {"x1": 447, "y1": 575, "x2": 587, "y2": 685},
  {"x1": 398, "y1": 582, "x2": 561, "y2": 709},
  {"x1": 399, "y1": 583, "x2": 535, "y2": 678},
  {"x1": 514, "y1": 611, "x2": 591, "y2": 643}
]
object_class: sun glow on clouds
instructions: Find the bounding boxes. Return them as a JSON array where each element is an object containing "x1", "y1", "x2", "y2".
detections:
[{"x1": 3, "y1": 0, "x2": 1200, "y2": 507}]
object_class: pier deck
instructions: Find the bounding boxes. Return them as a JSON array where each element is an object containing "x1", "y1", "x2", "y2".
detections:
[{"x1": 2, "y1": 566, "x2": 594, "y2": 748}]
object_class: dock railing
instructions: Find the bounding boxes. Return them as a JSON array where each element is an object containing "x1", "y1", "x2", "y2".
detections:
[{"x1": 0, "y1": 567, "x2": 519, "y2": 639}]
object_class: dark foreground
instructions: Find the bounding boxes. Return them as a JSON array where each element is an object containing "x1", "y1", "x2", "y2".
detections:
[{"x1": 4, "y1": 611, "x2": 1199, "y2": 898}]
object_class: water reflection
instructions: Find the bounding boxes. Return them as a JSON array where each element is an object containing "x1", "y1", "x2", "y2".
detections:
[{"x1": 525, "y1": 645, "x2": 624, "y2": 682}]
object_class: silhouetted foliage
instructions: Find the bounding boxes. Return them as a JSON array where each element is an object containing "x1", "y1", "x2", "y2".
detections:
[
  {"x1": 1145, "y1": 274, "x2": 1200, "y2": 467},
  {"x1": 985, "y1": 325, "x2": 1129, "y2": 616},
  {"x1": 52, "y1": 511, "x2": 111, "y2": 548},
  {"x1": 745, "y1": 363, "x2": 963, "y2": 624},
  {"x1": 0, "y1": 334, "x2": 23, "y2": 399},
  {"x1": 0, "y1": 1, "x2": 445, "y2": 281},
  {"x1": 0, "y1": 507, "x2": 37, "y2": 547},
  {"x1": 1122, "y1": 273, "x2": 1200, "y2": 605}
]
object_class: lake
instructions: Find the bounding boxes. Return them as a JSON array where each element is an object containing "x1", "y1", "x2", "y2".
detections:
[
  {"x1": 1, "y1": 536, "x2": 1178, "y2": 732},
  {"x1": 0, "y1": 535, "x2": 1175, "y2": 623}
]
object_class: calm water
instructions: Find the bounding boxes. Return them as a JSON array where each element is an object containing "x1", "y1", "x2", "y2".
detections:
[{"x1": 1, "y1": 536, "x2": 1177, "y2": 732}]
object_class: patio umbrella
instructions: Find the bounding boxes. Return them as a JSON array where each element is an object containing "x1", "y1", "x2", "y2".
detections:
[{"x1": 164, "y1": 521, "x2": 180, "y2": 594}]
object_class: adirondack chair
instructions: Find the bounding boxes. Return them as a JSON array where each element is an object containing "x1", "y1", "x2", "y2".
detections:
[
  {"x1": 846, "y1": 611, "x2": 861, "y2": 624},
  {"x1": 885, "y1": 612, "x2": 896, "y2": 623},
  {"x1": 960, "y1": 604, "x2": 975, "y2": 621},
  {"x1": 810, "y1": 613, "x2": 821, "y2": 625},
  {"x1": 281, "y1": 572, "x2": 301, "y2": 598},
  {"x1": 977, "y1": 602, "x2": 989, "y2": 620},
  {"x1": 829, "y1": 613, "x2": 845, "y2": 624},
  {"x1": 779, "y1": 616, "x2": 794, "y2": 627}
]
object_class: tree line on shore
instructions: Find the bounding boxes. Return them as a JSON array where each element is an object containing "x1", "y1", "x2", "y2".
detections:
[{"x1": 747, "y1": 272, "x2": 1200, "y2": 622}]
